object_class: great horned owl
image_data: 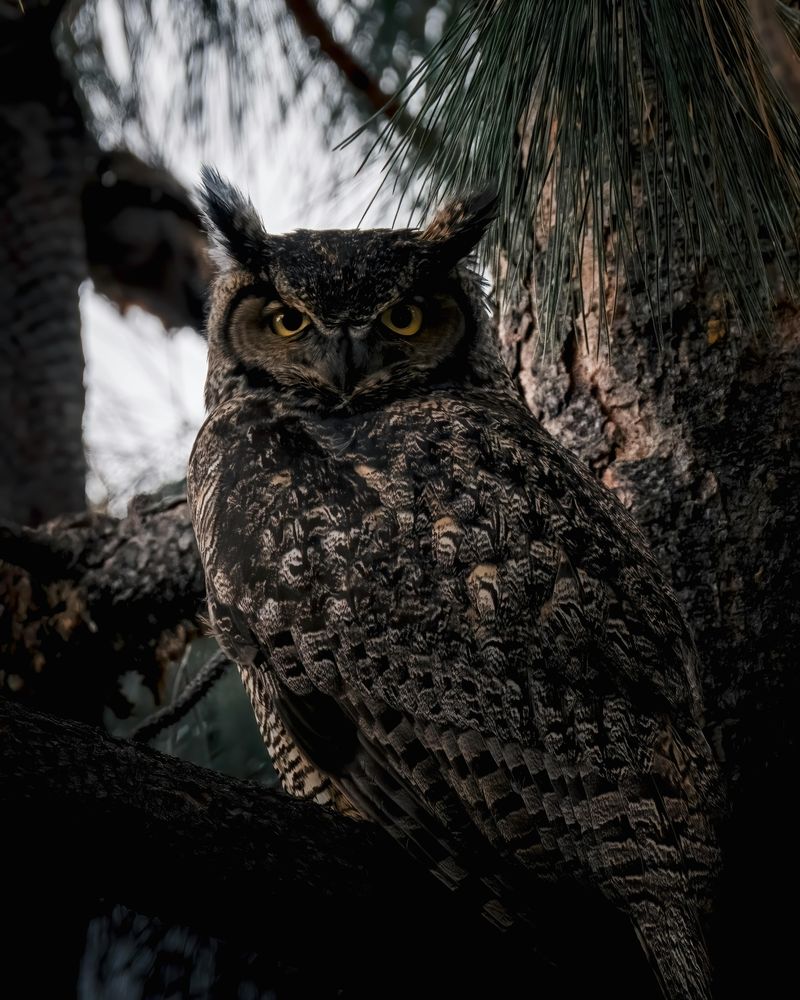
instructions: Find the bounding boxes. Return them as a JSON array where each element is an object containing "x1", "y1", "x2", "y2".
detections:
[{"x1": 188, "y1": 168, "x2": 720, "y2": 999}]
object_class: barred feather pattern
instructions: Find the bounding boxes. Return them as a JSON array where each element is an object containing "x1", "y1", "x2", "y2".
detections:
[
  {"x1": 237, "y1": 660, "x2": 362, "y2": 819},
  {"x1": 188, "y1": 185, "x2": 721, "y2": 999}
]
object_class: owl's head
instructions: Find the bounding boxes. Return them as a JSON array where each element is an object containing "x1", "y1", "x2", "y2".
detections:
[{"x1": 199, "y1": 167, "x2": 505, "y2": 413}]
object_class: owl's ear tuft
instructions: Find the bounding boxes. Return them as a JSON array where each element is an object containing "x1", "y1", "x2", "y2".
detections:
[
  {"x1": 198, "y1": 165, "x2": 270, "y2": 272},
  {"x1": 420, "y1": 187, "x2": 498, "y2": 267}
]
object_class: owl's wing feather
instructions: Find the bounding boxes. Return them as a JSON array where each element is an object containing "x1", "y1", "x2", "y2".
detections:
[
  {"x1": 265, "y1": 650, "x2": 528, "y2": 927},
  {"x1": 205, "y1": 568, "x2": 525, "y2": 921},
  {"x1": 190, "y1": 390, "x2": 719, "y2": 997}
]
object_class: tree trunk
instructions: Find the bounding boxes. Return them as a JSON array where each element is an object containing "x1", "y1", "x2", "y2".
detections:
[
  {"x1": 500, "y1": 202, "x2": 799, "y2": 994},
  {"x1": 0, "y1": 4, "x2": 209, "y2": 528},
  {"x1": 0, "y1": 0, "x2": 93, "y2": 525}
]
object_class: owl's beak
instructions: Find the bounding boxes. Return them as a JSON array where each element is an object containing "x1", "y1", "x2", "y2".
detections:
[{"x1": 323, "y1": 328, "x2": 370, "y2": 395}]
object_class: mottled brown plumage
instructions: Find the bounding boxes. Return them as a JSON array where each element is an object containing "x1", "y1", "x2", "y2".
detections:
[{"x1": 188, "y1": 168, "x2": 721, "y2": 999}]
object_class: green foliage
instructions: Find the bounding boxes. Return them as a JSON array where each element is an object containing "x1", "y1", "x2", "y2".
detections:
[{"x1": 361, "y1": 0, "x2": 800, "y2": 343}]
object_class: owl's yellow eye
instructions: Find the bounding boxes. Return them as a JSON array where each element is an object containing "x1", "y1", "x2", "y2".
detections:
[
  {"x1": 381, "y1": 303, "x2": 423, "y2": 336},
  {"x1": 272, "y1": 308, "x2": 310, "y2": 337}
]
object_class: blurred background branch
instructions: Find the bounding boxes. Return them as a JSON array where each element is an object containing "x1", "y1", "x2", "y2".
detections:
[{"x1": 285, "y1": 0, "x2": 403, "y2": 123}]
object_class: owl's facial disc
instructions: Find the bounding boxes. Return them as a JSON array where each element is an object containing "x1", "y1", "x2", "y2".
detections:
[
  {"x1": 227, "y1": 287, "x2": 467, "y2": 401},
  {"x1": 201, "y1": 171, "x2": 498, "y2": 408}
]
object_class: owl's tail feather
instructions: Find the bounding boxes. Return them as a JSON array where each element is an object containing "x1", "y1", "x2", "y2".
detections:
[
  {"x1": 339, "y1": 731, "x2": 520, "y2": 929},
  {"x1": 631, "y1": 898, "x2": 713, "y2": 1000},
  {"x1": 263, "y1": 677, "x2": 521, "y2": 928}
]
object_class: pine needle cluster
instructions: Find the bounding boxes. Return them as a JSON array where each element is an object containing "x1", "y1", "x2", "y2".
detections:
[{"x1": 358, "y1": 0, "x2": 800, "y2": 342}]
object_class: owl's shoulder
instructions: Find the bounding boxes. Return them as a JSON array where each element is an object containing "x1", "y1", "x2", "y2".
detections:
[{"x1": 347, "y1": 389, "x2": 702, "y2": 724}]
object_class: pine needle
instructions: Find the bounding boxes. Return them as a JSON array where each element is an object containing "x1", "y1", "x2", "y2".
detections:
[{"x1": 354, "y1": 0, "x2": 800, "y2": 346}]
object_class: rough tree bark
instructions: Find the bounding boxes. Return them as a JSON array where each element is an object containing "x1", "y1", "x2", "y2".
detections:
[
  {"x1": 750, "y1": 0, "x2": 800, "y2": 111},
  {"x1": 0, "y1": 0, "x2": 92, "y2": 525},
  {"x1": 0, "y1": 696, "x2": 655, "y2": 998},
  {"x1": 0, "y1": 495, "x2": 203, "y2": 722},
  {"x1": 499, "y1": 190, "x2": 799, "y2": 994}
]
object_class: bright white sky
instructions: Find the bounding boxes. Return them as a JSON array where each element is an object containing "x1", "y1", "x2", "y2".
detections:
[{"x1": 82, "y1": 0, "x2": 407, "y2": 510}]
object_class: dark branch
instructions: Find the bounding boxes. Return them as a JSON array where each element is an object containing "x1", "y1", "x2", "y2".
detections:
[
  {"x1": 0, "y1": 696, "x2": 651, "y2": 996},
  {"x1": 0, "y1": 496, "x2": 205, "y2": 721},
  {"x1": 0, "y1": 494, "x2": 203, "y2": 613},
  {"x1": 0, "y1": 518, "x2": 79, "y2": 578},
  {"x1": 83, "y1": 148, "x2": 212, "y2": 331},
  {"x1": 284, "y1": 0, "x2": 407, "y2": 126},
  {"x1": 0, "y1": 693, "x2": 444, "y2": 987},
  {"x1": 0, "y1": 695, "x2": 400, "y2": 930}
]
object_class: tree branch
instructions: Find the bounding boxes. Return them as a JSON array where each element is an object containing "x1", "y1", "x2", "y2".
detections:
[
  {"x1": 83, "y1": 148, "x2": 212, "y2": 332},
  {"x1": 284, "y1": 0, "x2": 411, "y2": 129},
  {"x1": 0, "y1": 696, "x2": 652, "y2": 996},
  {"x1": 0, "y1": 696, "x2": 399, "y2": 927},
  {"x1": 0, "y1": 496, "x2": 205, "y2": 721},
  {"x1": 0, "y1": 694, "x2": 442, "y2": 992}
]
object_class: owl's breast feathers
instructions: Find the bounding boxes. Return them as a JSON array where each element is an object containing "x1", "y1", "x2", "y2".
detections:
[{"x1": 188, "y1": 386, "x2": 720, "y2": 949}]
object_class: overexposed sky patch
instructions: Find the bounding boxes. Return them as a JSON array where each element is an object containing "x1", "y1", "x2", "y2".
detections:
[{"x1": 82, "y1": 292, "x2": 207, "y2": 510}]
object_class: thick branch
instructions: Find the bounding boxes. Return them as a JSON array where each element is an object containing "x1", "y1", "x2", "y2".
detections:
[
  {"x1": 0, "y1": 696, "x2": 402, "y2": 928},
  {"x1": 0, "y1": 696, "x2": 652, "y2": 996},
  {"x1": 1, "y1": 493, "x2": 199, "y2": 594},
  {"x1": 0, "y1": 496, "x2": 204, "y2": 720},
  {"x1": 83, "y1": 148, "x2": 212, "y2": 331}
]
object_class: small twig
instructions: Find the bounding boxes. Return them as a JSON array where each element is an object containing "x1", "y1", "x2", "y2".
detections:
[{"x1": 130, "y1": 650, "x2": 230, "y2": 743}]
